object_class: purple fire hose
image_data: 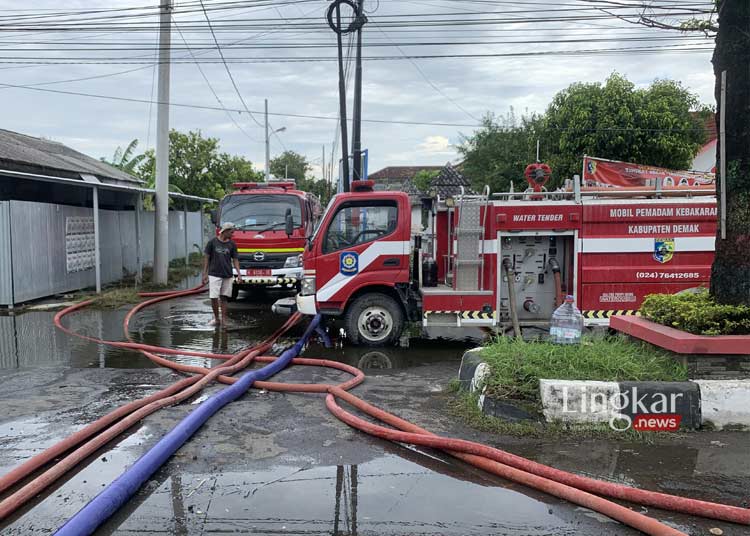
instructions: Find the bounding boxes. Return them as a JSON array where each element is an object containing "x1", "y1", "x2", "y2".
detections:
[{"x1": 54, "y1": 314, "x2": 322, "y2": 536}]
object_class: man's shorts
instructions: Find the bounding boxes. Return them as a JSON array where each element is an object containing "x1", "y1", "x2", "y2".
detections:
[{"x1": 208, "y1": 276, "x2": 233, "y2": 299}]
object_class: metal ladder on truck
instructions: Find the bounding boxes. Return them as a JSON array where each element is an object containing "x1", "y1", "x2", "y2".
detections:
[{"x1": 453, "y1": 185, "x2": 490, "y2": 291}]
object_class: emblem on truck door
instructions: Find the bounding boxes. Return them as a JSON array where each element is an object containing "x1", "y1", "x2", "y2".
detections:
[
  {"x1": 340, "y1": 251, "x2": 359, "y2": 276},
  {"x1": 653, "y1": 238, "x2": 674, "y2": 264}
]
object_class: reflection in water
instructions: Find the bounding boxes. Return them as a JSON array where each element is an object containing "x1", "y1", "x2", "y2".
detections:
[
  {"x1": 1, "y1": 294, "x2": 475, "y2": 371},
  {"x1": 334, "y1": 465, "x2": 358, "y2": 536}
]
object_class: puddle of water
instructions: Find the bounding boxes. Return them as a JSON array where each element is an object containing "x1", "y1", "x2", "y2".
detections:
[
  {"x1": 1, "y1": 290, "x2": 476, "y2": 371},
  {"x1": 91, "y1": 456, "x2": 595, "y2": 536}
]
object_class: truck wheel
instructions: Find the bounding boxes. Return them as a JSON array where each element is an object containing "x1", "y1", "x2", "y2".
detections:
[{"x1": 345, "y1": 293, "x2": 404, "y2": 346}]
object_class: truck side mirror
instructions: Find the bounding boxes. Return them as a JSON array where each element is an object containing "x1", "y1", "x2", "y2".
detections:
[
  {"x1": 285, "y1": 208, "x2": 294, "y2": 237},
  {"x1": 210, "y1": 209, "x2": 218, "y2": 225}
]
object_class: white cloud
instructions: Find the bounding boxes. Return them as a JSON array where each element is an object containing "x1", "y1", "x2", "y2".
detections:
[{"x1": 419, "y1": 135, "x2": 452, "y2": 154}]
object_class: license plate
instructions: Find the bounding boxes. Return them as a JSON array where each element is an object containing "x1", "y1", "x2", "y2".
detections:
[{"x1": 247, "y1": 269, "x2": 272, "y2": 276}]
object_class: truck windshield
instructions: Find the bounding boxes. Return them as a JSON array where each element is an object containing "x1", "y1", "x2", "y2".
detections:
[{"x1": 220, "y1": 194, "x2": 303, "y2": 230}]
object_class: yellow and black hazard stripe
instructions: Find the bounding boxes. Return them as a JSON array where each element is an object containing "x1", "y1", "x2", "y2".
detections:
[
  {"x1": 423, "y1": 310, "x2": 496, "y2": 320},
  {"x1": 237, "y1": 277, "x2": 298, "y2": 286},
  {"x1": 582, "y1": 310, "x2": 641, "y2": 319}
]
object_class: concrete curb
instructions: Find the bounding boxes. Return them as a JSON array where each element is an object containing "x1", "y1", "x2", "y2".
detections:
[
  {"x1": 458, "y1": 348, "x2": 536, "y2": 422},
  {"x1": 540, "y1": 379, "x2": 749, "y2": 430},
  {"x1": 458, "y1": 349, "x2": 750, "y2": 430}
]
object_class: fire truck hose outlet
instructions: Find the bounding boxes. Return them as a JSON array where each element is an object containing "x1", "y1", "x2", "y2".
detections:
[
  {"x1": 548, "y1": 258, "x2": 563, "y2": 307},
  {"x1": 502, "y1": 258, "x2": 522, "y2": 338}
]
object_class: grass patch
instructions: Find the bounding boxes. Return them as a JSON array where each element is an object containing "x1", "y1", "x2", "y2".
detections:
[
  {"x1": 480, "y1": 335, "x2": 687, "y2": 402},
  {"x1": 72, "y1": 253, "x2": 204, "y2": 309},
  {"x1": 447, "y1": 390, "x2": 672, "y2": 441}
]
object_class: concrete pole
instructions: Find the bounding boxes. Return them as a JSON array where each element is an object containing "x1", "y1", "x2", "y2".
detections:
[
  {"x1": 183, "y1": 200, "x2": 189, "y2": 268},
  {"x1": 322, "y1": 145, "x2": 326, "y2": 184},
  {"x1": 351, "y1": 0, "x2": 364, "y2": 182},
  {"x1": 198, "y1": 202, "x2": 204, "y2": 251},
  {"x1": 153, "y1": 0, "x2": 173, "y2": 285},
  {"x1": 265, "y1": 99, "x2": 270, "y2": 181},
  {"x1": 135, "y1": 193, "x2": 142, "y2": 286},
  {"x1": 93, "y1": 185, "x2": 101, "y2": 293}
]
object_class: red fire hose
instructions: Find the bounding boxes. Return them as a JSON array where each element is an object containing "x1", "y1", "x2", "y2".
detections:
[{"x1": 0, "y1": 286, "x2": 747, "y2": 535}]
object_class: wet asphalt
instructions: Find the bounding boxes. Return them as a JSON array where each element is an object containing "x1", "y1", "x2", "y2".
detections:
[{"x1": 0, "y1": 290, "x2": 749, "y2": 535}]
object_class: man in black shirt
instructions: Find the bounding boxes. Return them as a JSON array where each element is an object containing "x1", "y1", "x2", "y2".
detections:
[{"x1": 202, "y1": 222, "x2": 241, "y2": 326}]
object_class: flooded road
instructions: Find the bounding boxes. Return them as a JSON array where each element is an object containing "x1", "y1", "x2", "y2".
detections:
[
  {"x1": 1, "y1": 291, "x2": 749, "y2": 535},
  {"x1": 0, "y1": 291, "x2": 477, "y2": 370}
]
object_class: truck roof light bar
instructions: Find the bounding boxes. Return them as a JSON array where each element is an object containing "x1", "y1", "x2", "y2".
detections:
[
  {"x1": 232, "y1": 181, "x2": 297, "y2": 191},
  {"x1": 351, "y1": 180, "x2": 374, "y2": 192}
]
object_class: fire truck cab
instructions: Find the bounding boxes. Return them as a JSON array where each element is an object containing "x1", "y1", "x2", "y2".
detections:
[
  {"x1": 213, "y1": 181, "x2": 320, "y2": 299},
  {"x1": 296, "y1": 175, "x2": 716, "y2": 346}
]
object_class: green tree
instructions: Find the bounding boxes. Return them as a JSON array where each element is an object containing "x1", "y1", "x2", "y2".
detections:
[
  {"x1": 136, "y1": 129, "x2": 262, "y2": 200},
  {"x1": 413, "y1": 169, "x2": 440, "y2": 193},
  {"x1": 101, "y1": 139, "x2": 146, "y2": 174},
  {"x1": 270, "y1": 150, "x2": 310, "y2": 180},
  {"x1": 710, "y1": 0, "x2": 750, "y2": 305},
  {"x1": 544, "y1": 73, "x2": 708, "y2": 182},
  {"x1": 458, "y1": 111, "x2": 546, "y2": 192}
]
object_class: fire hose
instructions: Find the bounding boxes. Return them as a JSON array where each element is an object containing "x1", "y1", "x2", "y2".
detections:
[
  {"x1": 502, "y1": 258, "x2": 522, "y2": 338},
  {"x1": 0, "y1": 289, "x2": 747, "y2": 535}
]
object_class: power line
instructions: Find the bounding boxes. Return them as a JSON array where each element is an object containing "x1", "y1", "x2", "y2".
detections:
[
  {"x1": 0, "y1": 80, "x2": 712, "y2": 132},
  {"x1": 197, "y1": 0, "x2": 264, "y2": 130},
  {"x1": 173, "y1": 15, "x2": 261, "y2": 143}
]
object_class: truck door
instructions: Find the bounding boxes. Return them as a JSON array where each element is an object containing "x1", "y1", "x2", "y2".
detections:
[{"x1": 314, "y1": 199, "x2": 409, "y2": 311}]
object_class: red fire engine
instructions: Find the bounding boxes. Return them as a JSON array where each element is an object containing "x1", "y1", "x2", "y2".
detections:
[
  {"x1": 212, "y1": 181, "x2": 320, "y2": 299},
  {"x1": 292, "y1": 161, "x2": 716, "y2": 346}
]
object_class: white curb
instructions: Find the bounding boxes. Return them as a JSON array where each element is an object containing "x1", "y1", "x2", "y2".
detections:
[{"x1": 694, "y1": 379, "x2": 750, "y2": 430}]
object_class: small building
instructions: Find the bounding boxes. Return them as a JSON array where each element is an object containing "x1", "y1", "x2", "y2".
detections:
[{"x1": 0, "y1": 129, "x2": 213, "y2": 306}]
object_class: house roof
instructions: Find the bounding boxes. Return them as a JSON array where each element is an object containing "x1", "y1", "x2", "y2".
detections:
[
  {"x1": 369, "y1": 162, "x2": 474, "y2": 198},
  {"x1": 0, "y1": 129, "x2": 141, "y2": 186},
  {"x1": 690, "y1": 111, "x2": 717, "y2": 141},
  {"x1": 369, "y1": 166, "x2": 443, "y2": 181},
  {"x1": 431, "y1": 163, "x2": 475, "y2": 197}
]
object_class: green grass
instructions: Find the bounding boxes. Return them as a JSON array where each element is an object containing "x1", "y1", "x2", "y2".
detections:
[
  {"x1": 480, "y1": 335, "x2": 688, "y2": 402},
  {"x1": 72, "y1": 253, "x2": 204, "y2": 309}
]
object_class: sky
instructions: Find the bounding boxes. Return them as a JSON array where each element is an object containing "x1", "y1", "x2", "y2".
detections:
[{"x1": 0, "y1": 0, "x2": 716, "y2": 182}]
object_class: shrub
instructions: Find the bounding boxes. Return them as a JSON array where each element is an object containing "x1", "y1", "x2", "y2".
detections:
[{"x1": 640, "y1": 289, "x2": 750, "y2": 336}]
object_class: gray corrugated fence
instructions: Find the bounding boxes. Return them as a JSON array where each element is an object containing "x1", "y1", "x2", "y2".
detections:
[
  {"x1": 0, "y1": 201, "x2": 13, "y2": 305},
  {"x1": 1, "y1": 200, "x2": 204, "y2": 305}
]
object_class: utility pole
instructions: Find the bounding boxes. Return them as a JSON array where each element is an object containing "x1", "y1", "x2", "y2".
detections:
[
  {"x1": 351, "y1": 0, "x2": 365, "y2": 183},
  {"x1": 334, "y1": 2, "x2": 351, "y2": 192},
  {"x1": 265, "y1": 98, "x2": 270, "y2": 181},
  {"x1": 322, "y1": 144, "x2": 326, "y2": 184},
  {"x1": 153, "y1": 0, "x2": 173, "y2": 285}
]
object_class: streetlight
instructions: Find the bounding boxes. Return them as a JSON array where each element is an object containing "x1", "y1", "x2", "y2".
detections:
[{"x1": 264, "y1": 98, "x2": 288, "y2": 180}]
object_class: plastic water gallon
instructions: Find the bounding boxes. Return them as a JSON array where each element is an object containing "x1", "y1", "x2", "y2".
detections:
[{"x1": 550, "y1": 295, "x2": 584, "y2": 344}]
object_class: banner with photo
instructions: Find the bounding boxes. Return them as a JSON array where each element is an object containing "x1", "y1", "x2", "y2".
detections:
[{"x1": 582, "y1": 156, "x2": 715, "y2": 189}]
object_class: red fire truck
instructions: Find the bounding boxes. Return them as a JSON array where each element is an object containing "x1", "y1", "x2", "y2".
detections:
[
  {"x1": 212, "y1": 181, "x2": 320, "y2": 299},
  {"x1": 292, "y1": 162, "x2": 716, "y2": 346}
]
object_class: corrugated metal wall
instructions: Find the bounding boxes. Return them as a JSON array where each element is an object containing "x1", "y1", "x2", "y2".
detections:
[
  {"x1": 3, "y1": 200, "x2": 204, "y2": 305},
  {"x1": 0, "y1": 201, "x2": 13, "y2": 305}
]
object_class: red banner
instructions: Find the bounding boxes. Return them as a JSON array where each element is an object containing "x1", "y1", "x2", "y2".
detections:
[{"x1": 582, "y1": 156, "x2": 715, "y2": 189}]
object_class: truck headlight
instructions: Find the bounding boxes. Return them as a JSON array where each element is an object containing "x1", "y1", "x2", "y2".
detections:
[
  {"x1": 284, "y1": 254, "x2": 303, "y2": 268},
  {"x1": 301, "y1": 275, "x2": 316, "y2": 296}
]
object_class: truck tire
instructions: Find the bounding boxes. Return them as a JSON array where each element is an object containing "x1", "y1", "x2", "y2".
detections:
[{"x1": 344, "y1": 293, "x2": 404, "y2": 346}]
